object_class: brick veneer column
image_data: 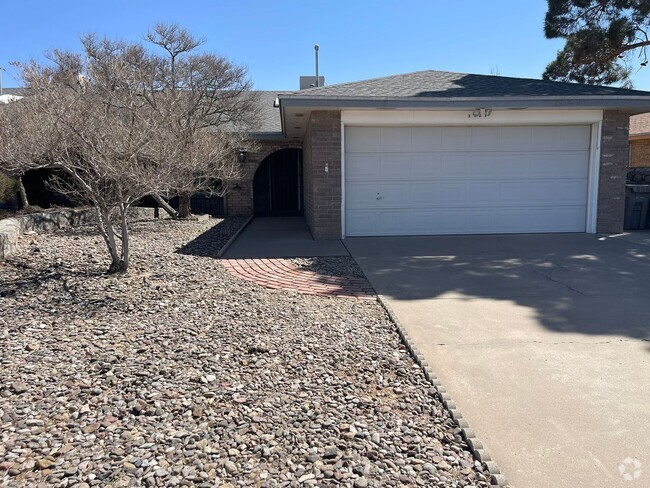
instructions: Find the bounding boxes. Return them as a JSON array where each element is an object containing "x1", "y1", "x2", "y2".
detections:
[
  {"x1": 302, "y1": 111, "x2": 342, "y2": 239},
  {"x1": 597, "y1": 110, "x2": 632, "y2": 234}
]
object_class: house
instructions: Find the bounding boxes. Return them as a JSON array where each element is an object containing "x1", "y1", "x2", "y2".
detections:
[
  {"x1": 0, "y1": 88, "x2": 26, "y2": 104},
  {"x1": 629, "y1": 112, "x2": 650, "y2": 168},
  {"x1": 227, "y1": 70, "x2": 650, "y2": 238}
]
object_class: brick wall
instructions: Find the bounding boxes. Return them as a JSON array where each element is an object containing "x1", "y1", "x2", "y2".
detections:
[
  {"x1": 225, "y1": 140, "x2": 302, "y2": 216},
  {"x1": 597, "y1": 110, "x2": 632, "y2": 234},
  {"x1": 629, "y1": 138, "x2": 650, "y2": 168},
  {"x1": 302, "y1": 111, "x2": 342, "y2": 239}
]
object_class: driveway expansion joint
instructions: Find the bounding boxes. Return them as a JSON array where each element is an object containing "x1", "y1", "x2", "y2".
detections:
[
  {"x1": 220, "y1": 258, "x2": 376, "y2": 299},
  {"x1": 376, "y1": 294, "x2": 509, "y2": 488}
]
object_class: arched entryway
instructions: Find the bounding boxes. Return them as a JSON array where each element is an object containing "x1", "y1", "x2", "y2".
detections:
[{"x1": 253, "y1": 148, "x2": 303, "y2": 216}]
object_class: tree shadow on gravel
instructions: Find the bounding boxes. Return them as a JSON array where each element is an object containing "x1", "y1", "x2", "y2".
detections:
[
  {"x1": 0, "y1": 261, "x2": 105, "y2": 298},
  {"x1": 176, "y1": 217, "x2": 247, "y2": 258}
]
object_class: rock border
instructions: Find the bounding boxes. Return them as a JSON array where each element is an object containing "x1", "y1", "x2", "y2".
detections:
[
  {"x1": 0, "y1": 207, "x2": 158, "y2": 260},
  {"x1": 216, "y1": 215, "x2": 254, "y2": 258},
  {"x1": 376, "y1": 294, "x2": 509, "y2": 487}
]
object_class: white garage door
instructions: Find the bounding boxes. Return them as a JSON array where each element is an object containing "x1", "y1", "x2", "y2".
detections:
[{"x1": 344, "y1": 125, "x2": 592, "y2": 236}]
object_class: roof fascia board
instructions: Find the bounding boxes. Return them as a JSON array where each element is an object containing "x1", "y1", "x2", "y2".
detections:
[
  {"x1": 249, "y1": 132, "x2": 286, "y2": 141},
  {"x1": 279, "y1": 96, "x2": 650, "y2": 111}
]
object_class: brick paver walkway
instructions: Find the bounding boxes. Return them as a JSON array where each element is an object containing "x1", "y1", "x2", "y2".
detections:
[{"x1": 221, "y1": 258, "x2": 375, "y2": 299}]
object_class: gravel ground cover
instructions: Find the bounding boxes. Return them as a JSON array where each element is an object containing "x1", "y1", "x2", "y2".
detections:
[
  {"x1": 289, "y1": 258, "x2": 366, "y2": 279},
  {"x1": 0, "y1": 219, "x2": 492, "y2": 487}
]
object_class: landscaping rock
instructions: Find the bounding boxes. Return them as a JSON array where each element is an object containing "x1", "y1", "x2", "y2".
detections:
[{"x1": 0, "y1": 218, "x2": 490, "y2": 487}]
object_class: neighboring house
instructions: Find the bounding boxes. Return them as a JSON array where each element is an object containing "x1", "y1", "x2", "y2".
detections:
[
  {"x1": 227, "y1": 70, "x2": 650, "y2": 238},
  {"x1": 629, "y1": 112, "x2": 650, "y2": 167},
  {"x1": 0, "y1": 87, "x2": 26, "y2": 104}
]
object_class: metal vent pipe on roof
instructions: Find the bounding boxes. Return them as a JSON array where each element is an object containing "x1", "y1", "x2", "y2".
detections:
[{"x1": 315, "y1": 45, "x2": 320, "y2": 87}]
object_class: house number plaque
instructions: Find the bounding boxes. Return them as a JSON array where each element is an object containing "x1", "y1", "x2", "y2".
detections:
[{"x1": 468, "y1": 108, "x2": 492, "y2": 118}]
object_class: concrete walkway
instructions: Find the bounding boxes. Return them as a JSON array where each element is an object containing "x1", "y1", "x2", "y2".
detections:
[
  {"x1": 222, "y1": 217, "x2": 348, "y2": 258},
  {"x1": 346, "y1": 233, "x2": 650, "y2": 488}
]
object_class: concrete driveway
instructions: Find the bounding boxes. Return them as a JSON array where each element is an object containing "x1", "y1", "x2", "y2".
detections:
[{"x1": 345, "y1": 233, "x2": 650, "y2": 488}]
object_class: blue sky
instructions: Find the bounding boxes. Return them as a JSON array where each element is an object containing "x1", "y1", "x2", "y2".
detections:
[{"x1": 2, "y1": 0, "x2": 650, "y2": 91}]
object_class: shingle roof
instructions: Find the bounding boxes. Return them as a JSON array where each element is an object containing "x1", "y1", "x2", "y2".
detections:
[
  {"x1": 630, "y1": 112, "x2": 650, "y2": 136},
  {"x1": 282, "y1": 70, "x2": 650, "y2": 99},
  {"x1": 252, "y1": 91, "x2": 282, "y2": 133},
  {"x1": 1, "y1": 87, "x2": 29, "y2": 97},
  {"x1": 2, "y1": 87, "x2": 283, "y2": 134}
]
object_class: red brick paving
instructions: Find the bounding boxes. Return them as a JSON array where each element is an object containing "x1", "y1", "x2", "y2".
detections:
[{"x1": 221, "y1": 258, "x2": 375, "y2": 299}]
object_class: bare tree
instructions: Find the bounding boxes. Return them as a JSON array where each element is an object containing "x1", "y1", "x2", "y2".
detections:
[
  {"x1": 144, "y1": 23, "x2": 259, "y2": 217},
  {"x1": 0, "y1": 28, "x2": 256, "y2": 272}
]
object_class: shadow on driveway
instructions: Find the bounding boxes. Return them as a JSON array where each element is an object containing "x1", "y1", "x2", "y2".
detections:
[{"x1": 346, "y1": 233, "x2": 650, "y2": 344}]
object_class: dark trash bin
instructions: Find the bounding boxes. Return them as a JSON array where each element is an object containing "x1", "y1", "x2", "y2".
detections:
[{"x1": 624, "y1": 185, "x2": 650, "y2": 230}]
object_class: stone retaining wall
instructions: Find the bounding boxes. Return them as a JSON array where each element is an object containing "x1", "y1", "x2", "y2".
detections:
[{"x1": 0, "y1": 207, "x2": 157, "y2": 260}]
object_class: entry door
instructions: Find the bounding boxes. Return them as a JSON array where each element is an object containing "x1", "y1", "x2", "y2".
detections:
[
  {"x1": 254, "y1": 149, "x2": 303, "y2": 216},
  {"x1": 344, "y1": 125, "x2": 591, "y2": 236}
]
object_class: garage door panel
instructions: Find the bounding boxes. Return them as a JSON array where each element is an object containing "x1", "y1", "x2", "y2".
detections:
[
  {"x1": 346, "y1": 155, "x2": 379, "y2": 181},
  {"x1": 497, "y1": 154, "x2": 533, "y2": 178},
  {"x1": 518, "y1": 207, "x2": 586, "y2": 231},
  {"x1": 378, "y1": 183, "x2": 409, "y2": 206},
  {"x1": 379, "y1": 210, "x2": 410, "y2": 234},
  {"x1": 438, "y1": 209, "x2": 471, "y2": 233},
  {"x1": 555, "y1": 180, "x2": 589, "y2": 204},
  {"x1": 469, "y1": 153, "x2": 532, "y2": 178},
  {"x1": 379, "y1": 155, "x2": 407, "y2": 179},
  {"x1": 346, "y1": 211, "x2": 377, "y2": 235},
  {"x1": 411, "y1": 155, "x2": 441, "y2": 178},
  {"x1": 530, "y1": 125, "x2": 591, "y2": 151},
  {"x1": 555, "y1": 125, "x2": 591, "y2": 150},
  {"x1": 530, "y1": 126, "x2": 558, "y2": 150},
  {"x1": 345, "y1": 124, "x2": 592, "y2": 236},
  {"x1": 379, "y1": 127, "x2": 412, "y2": 151},
  {"x1": 409, "y1": 210, "x2": 437, "y2": 232},
  {"x1": 498, "y1": 126, "x2": 533, "y2": 150},
  {"x1": 470, "y1": 181, "x2": 506, "y2": 205},
  {"x1": 526, "y1": 180, "x2": 587, "y2": 205},
  {"x1": 437, "y1": 182, "x2": 467, "y2": 204},
  {"x1": 499, "y1": 183, "x2": 530, "y2": 204},
  {"x1": 346, "y1": 183, "x2": 378, "y2": 206},
  {"x1": 440, "y1": 154, "x2": 470, "y2": 177},
  {"x1": 552, "y1": 153, "x2": 590, "y2": 178},
  {"x1": 470, "y1": 127, "x2": 501, "y2": 150},
  {"x1": 345, "y1": 127, "x2": 380, "y2": 152},
  {"x1": 410, "y1": 182, "x2": 440, "y2": 206},
  {"x1": 411, "y1": 127, "x2": 442, "y2": 151},
  {"x1": 440, "y1": 127, "x2": 472, "y2": 150},
  {"x1": 528, "y1": 153, "x2": 590, "y2": 178}
]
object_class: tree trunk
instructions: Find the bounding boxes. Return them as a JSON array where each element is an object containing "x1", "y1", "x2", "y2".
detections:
[
  {"x1": 17, "y1": 176, "x2": 30, "y2": 209},
  {"x1": 151, "y1": 193, "x2": 178, "y2": 218},
  {"x1": 177, "y1": 193, "x2": 192, "y2": 218},
  {"x1": 119, "y1": 204, "x2": 129, "y2": 272},
  {"x1": 96, "y1": 205, "x2": 128, "y2": 274}
]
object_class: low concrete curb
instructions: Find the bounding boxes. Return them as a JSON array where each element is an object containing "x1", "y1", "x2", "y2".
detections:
[
  {"x1": 376, "y1": 294, "x2": 509, "y2": 487},
  {"x1": 0, "y1": 207, "x2": 158, "y2": 260},
  {"x1": 216, "y1": 215, "x2": 254, "y2": 258}
]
